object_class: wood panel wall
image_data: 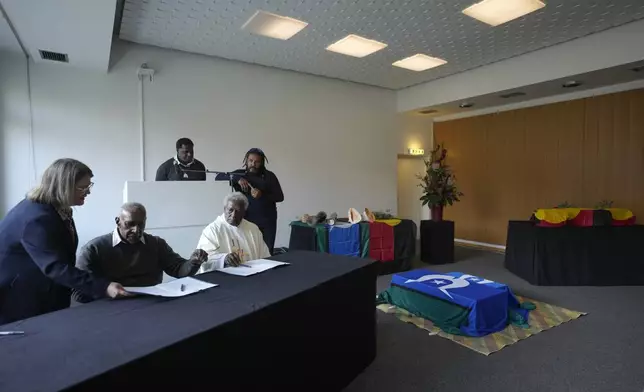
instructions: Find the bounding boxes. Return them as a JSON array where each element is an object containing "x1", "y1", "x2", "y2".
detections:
[{"x1": 434, "y1": 88, "x2": 644, "y2": 245}]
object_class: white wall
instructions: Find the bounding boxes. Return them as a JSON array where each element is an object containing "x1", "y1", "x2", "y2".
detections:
[
  {"x1": 397, "y1": 112, "x2": 433, "y2": 155},
  {"x1": 397, "y1": 157, "x2": 430, "y2": 237},
  {"x1": 395, "y1": 112, "x2": 433, "y2": 235},
  {"x1": 1, "y1": 41, "x2": 399, "y2": 253},
  {"x1": 0, "y1": 52, "x2": 32, "y2": 215},
  {"x1": 398, "y1": 19, "x2": 644, "y2": 112}
]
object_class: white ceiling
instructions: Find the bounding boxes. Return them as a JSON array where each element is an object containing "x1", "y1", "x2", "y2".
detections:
[
  {"x1": 119, "y1": 0, "x2": 644, "y2": 90},
  {"x1": 0, "y1": 0, "x2": 118, "y2": 71},
  {"x1": 0, "y1": 6, "x2": 21, "y2": 53},
  {"x1": 416, "y1": 59, "x2": 644, "y2": 118}
]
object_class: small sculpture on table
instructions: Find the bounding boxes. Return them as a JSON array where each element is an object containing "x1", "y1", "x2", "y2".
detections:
[
  {"x1": 298, "y1": 211, "x2": 338, "y2": 226},
  {"x1": 298, "y1": 207, "x2": 394, "y2": 227}
]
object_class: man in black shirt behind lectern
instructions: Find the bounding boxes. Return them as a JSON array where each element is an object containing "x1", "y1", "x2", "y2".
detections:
[{"x1": 155, "y1": 138, "x2": 207, "y2": 181}]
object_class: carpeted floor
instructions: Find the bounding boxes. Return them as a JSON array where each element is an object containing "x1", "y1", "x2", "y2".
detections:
[{"x1": 344, "y1": 246, "x2": 644, "y2": 392}]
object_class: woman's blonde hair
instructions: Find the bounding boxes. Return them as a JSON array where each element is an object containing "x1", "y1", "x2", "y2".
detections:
[{"x1": 27, "y1": 158, "x2": 93, "y2": 208}]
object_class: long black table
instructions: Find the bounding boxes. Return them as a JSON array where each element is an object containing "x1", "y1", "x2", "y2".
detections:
[
  {"x1": 505, "y1": 221, "x2": 644, "y2": 286},
  {"x1": 0, "y1": 251, "x2": 378, "y2": 392}
]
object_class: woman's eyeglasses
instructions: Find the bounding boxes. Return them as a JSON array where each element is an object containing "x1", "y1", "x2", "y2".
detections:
[{"x1": 76, "y1": 182, "x2": 94, "y2": 193}]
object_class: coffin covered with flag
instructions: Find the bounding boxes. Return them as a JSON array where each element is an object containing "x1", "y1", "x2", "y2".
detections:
[
  {"x1": 288, "y1": 219, "x2": 416, "y2": 274},
  {"x1": 328, "y1": 223, "x2": 361, "y2": 257},
  {"x1": 532, "y1": 208, "x2": 636, "y2": 227},
  {"x1": 377, "y1": 270, "x2": 534, "y2": 337}
]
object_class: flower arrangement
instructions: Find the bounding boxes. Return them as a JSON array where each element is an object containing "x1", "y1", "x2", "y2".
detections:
[{"x1": 417, "y1": 144, "x2": 463, "y2": 217}]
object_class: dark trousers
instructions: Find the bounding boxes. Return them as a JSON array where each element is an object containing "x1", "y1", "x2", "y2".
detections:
[{"x1": 257, "y1": 221, "x2": 277, "y2": 255}]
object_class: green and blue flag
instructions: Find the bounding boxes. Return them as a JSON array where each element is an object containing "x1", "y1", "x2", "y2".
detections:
[{"x1": 378, "y1": 269, "x2": 533, "y2": 337}]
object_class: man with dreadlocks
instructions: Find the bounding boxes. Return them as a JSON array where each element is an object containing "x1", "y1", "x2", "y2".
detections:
[{"x1": 229, "y1": 148, "x2": 284, "y2": 254}]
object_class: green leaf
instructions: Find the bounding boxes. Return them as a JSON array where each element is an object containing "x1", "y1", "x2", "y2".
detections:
[{"x1": 417, "y1": 144, "x2": 463, "y2": 208}]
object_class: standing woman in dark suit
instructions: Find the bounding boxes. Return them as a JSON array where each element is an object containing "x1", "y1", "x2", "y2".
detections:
[{"x1": 0, "y1": 158, "x2": 130, "y2": 325}]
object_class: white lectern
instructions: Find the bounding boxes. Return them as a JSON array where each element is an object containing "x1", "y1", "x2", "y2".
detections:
[{"x1": 123, "y1": 181, "x2": 230, "y2": 259}]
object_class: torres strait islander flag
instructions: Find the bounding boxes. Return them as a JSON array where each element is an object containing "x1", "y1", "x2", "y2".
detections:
[{"x1": 377, "y1": 270, "x2": 533, "y2": 337}]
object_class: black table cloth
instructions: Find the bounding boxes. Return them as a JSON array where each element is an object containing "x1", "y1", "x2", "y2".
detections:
[
  {"x1": 420, "y1": 220, "x2": 455, "y2": 264},
  {"x1": 0, "y1": 251, "x2": 378, "y2": 392},
  {"x1": 505, "y1": 221, "x2": 644, "y2": 286},
  {"x1": 389, "y1": 219, "x2": 417, "y2": 273},
  {"x1": 288, "y1": 222, "x2": 319, "y2": 251}
]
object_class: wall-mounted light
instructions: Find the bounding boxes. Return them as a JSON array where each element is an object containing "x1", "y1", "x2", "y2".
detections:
[{"x1": 408, "y1": 148, "x2": 425, "y2": 156}]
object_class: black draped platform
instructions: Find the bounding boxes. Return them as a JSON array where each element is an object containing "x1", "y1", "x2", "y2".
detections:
[
  {"x1": 420, "y1": 220, "x2": 455, "y2": 264},
  {"x1": 504, "y1": 220, "x2": 644, "y2": 286},
  {"x1": 0, "y1": 251, "x2": 377, "y2": 392}
]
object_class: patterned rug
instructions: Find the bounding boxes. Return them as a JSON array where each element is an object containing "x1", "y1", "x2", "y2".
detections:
[{"x1": 377, "y1": 296, "x2": 587, "y2": 355}]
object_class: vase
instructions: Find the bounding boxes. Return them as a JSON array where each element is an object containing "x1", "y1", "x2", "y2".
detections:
[{"x1": 431, "y1": 206, "x2": 444, "y2": 222}]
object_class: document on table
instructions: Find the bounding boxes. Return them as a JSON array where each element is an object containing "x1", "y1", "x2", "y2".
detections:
[
  {"x1": 217, "y1": 258, "x2": 290, "y2": 277},
  {"x1": 124, "y1": 277, "x2": 218, "y2": 297}
]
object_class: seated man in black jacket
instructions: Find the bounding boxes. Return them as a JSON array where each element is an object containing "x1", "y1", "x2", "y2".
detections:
[
  {"x1": 73, "y1": 202, "x2": 207, "y2": 302},
  {"x1": 155, "y1": 137, "x2": 207, "y2": 181}
]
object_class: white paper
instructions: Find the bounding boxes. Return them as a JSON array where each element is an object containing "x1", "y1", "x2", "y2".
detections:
[
  {"x1": 124, "y1": 277, "x2": 218, "y2": 297},
  {"x1": 217, "y1": 258, "x2": 289, "y2": 277}
]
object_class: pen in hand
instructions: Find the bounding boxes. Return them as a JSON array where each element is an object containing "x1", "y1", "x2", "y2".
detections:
[
  {"x1": 0, "y1": 331, "x2": 25, "y2": 336},
  {"x1": 230, "y1": 239, "x2": 251, "y2": 267}
]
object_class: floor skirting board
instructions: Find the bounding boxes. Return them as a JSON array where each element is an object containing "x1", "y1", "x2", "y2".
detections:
[{"x1": 455, "y1": 239, "x2": 505, "y2": 254}]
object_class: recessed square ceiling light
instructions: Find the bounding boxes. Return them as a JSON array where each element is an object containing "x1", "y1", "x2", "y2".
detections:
[
  {"x1": 326, "y1": 34, "x2": 387, "y2": 58},
  {"x1": 241, "y1": 10, "x2": 308, "y2": 40},
  {"x1": 392, "y1": 54, "x2": 447, "y2": 72},
  {"x1": 462, "y1": 0, "x2": 546, "y2": 27}
]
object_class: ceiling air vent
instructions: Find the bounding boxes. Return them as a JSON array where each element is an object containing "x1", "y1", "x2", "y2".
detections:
[
  {"x1": 39, "y1": 50, "x2": 69, "y2": 63},
  {"x1": 419, "y1": 109, "x2": 438, "y2": 114},
  {"x1": 499, "y1": 91, "x2": 526, "y2": 99}
]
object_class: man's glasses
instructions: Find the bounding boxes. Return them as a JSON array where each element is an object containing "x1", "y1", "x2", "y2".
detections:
[{"x1": 76, "y1": 182, "x2": 94, "y2": 193}]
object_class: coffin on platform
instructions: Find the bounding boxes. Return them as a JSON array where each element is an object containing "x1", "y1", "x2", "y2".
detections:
[
  {"x1": 532, "y1": 208, "x2": 635, "y2": 227},
  {"x1": 288, "y1": 219, "x2": 416, "y2": 274}
]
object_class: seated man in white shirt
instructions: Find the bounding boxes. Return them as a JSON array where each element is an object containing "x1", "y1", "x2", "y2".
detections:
[{"x1": 197, "y1": 192, "x2": 271, "y2": 273}]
